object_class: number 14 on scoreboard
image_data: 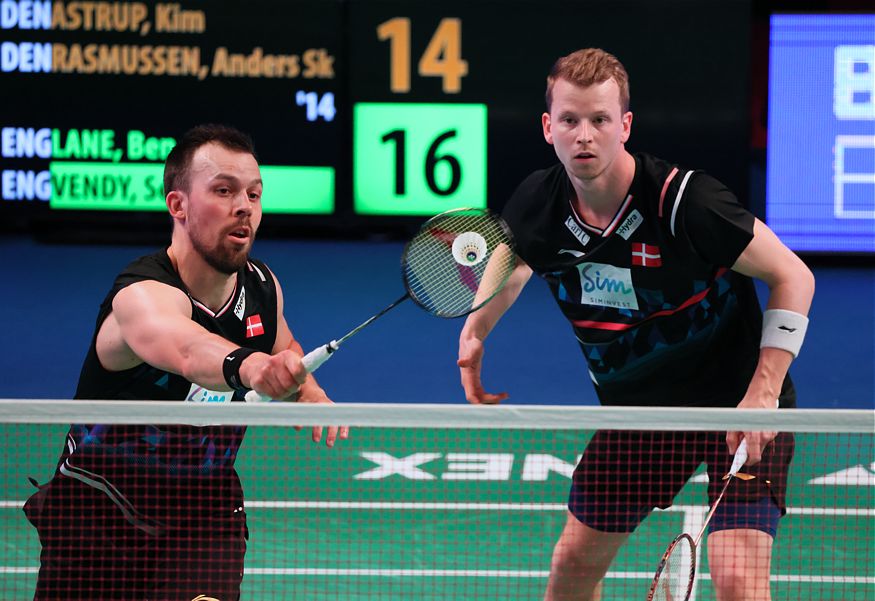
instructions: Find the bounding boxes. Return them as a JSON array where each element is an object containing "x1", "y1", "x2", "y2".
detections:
[{"x1": 378, "y1": 17, "x2": 468, "y2": 94}]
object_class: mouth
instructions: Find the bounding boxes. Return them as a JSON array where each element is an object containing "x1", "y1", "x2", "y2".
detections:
[
  {"x1": 227, "y1": 225, "x2": 252, "y2": 244},
  {"x1": 574, "y1": 152, "x2": 596, "y2": 161}
]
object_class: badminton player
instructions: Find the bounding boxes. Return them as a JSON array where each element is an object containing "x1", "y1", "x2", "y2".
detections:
[
  {"x1": 24, "y1": 124, "x2": 347, "y2": 600},
  {"x1": 457, "y1": 49, "x2": 814, "y2": 601}
]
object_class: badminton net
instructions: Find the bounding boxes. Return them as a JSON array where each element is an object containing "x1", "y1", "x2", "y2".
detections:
[{"x1": 0, "y1": 400, "x2": 871, "y2": 600}]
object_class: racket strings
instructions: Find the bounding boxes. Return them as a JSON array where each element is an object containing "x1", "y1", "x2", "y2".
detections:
[
  {"x1": 650, "y1": 535, "x2": 695, "y2": 601},
  {"x1": 403, "y1": 209, "x2": 516, "y2": 318}
]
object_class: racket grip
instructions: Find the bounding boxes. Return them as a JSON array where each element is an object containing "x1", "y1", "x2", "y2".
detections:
[
  {"x1": 301, "y1": 341, "x2": 339, "y2": 373},
  {"x1": 729, "y1": 439, "x2": 749, "y2": 475},
  {"x1": 243, "y1": 341, "x2": 339, "y2": 403},
  {"x1": 244, "y1": 390, "x2": 270, "y2": 403}
]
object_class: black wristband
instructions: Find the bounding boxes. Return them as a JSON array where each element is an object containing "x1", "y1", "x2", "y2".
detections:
[{"x1": 223, "y1": 347, "x2": 259, "y2": 392}]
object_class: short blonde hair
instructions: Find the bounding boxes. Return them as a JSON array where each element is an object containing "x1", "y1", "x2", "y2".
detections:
[{"x1": 545, "y1": 48, "x2": 630, "y2": 113}]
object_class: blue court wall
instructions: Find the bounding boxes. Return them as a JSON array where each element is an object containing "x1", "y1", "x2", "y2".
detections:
[{"x1": 0, "y1": 237, "x2": 872, "y2": 410}]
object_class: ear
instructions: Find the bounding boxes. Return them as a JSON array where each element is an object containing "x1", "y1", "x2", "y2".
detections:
[
  {"x1": 542, "y1": 112, "x2": 554, "y2": 145},
  {"x1": 620, "y1": 111, "x2": 633, "y2": 144},
  {"x1": 166, "y1": 190, "x2": 186, "y2": 221}
]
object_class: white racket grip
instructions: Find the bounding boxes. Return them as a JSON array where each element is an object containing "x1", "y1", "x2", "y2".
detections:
[
  {"x1": 243, "y1": 342, "x2": 338, "y2": 403},
  {"x1": 244, "y1": 390, "x2": 270, "y2": 403},
  {"x1": 301, "y1": 341, "x2": 338, "y2": 373},
  {"x1": 729, "y1": 439, "x2": 749, "y2": 476}
]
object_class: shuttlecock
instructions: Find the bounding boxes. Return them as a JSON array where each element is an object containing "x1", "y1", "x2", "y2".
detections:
[{"x1": 451, "y1": 231, "x2": 488, "y2": 266}]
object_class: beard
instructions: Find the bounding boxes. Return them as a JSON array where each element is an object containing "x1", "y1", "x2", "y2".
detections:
[{"x1": 190, "y1": 226, "x2": 254, "y2": 275}]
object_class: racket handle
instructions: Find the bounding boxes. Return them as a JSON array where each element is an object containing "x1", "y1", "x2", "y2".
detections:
[
  {"x1": 244, "y1": 390, "x2": 270, "y2": 403},
  {"x1": 301, "y1": 341, "x2": 339, "y2": 373},
  {"x1": 729, "y1": 439, "x2": 749, "y2": 475},
  {"x1": 244, "y1": 341, "x2": 339, "y2": 403}
]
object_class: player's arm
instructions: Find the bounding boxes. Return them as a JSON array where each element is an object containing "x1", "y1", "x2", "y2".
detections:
[
  {"x1": 270, "y1": 272, "x2": 348, "y2": 447},
  {"x1": 458, "y1": 256, "x2": 533, "y2": 404},
  {"x1": 730, "y1": 217, "x2": 815, "y2": 462},
  {"x1": 104, "y1": 280, "x2": 306, "y2": 399}
]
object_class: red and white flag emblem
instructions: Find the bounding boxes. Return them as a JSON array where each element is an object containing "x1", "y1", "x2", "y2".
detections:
[
  {"x1": 245, "y1": 314, "x2": 265, "y2": 338},
  {"x1": 631, "y1": 243, "x2": 662, "y2": 267}
]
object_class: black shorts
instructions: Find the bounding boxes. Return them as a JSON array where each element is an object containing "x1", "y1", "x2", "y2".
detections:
[
  {"x1": 25, "y1": 473, "x2": 248, "y2": 601},
  {"x1": 568, "y1": 430, "x2": 795, "y2": 533}
]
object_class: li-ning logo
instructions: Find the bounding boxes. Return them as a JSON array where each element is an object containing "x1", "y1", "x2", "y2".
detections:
[
  {"x1": 778, "y1": 325, "x2": 797, "y2": 333},
  {"x1": 575, "y1": 262, "x2": 638, "y2": 310},
  {"x1": 564, "y1": 215, "x2": 591, "y2": 247},
  {"x1": 558, "y1": 248, "x2": 585, "y2": 258},
  {"x1": 234, "y1": 287, "x2": 246, "y2": 321}
]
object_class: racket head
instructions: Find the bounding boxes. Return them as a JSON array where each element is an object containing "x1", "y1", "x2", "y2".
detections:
[
  {"x1": 646, "y1": 533, "x2": 697, "y2": 601},
  {"x1": 401, "y1": 207, "x2": 516, "y2": 318}
]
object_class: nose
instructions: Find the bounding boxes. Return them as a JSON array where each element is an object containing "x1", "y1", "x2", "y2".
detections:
[
  {"x1": 576, "y1": 122, "x2": 592, "y2": 144},
  {"x1": 231, "y1": 191, "x2": 253, "y2": 217}
]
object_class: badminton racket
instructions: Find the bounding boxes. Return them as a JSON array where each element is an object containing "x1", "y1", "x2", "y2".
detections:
[
  {"x1": 245, "y1": 207, "x2": 516, "y2": 402},
  {"x1": 645, "y1": 438, "x2": 752, "y2": 601}
]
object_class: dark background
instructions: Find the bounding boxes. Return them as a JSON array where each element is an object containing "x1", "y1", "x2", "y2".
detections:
[
  {"x1": 1, "y1": 0, "x2": 872, "y2": 408},
  {"x1": 6, "y1": 0, "x2": 754, "y2": 238}
]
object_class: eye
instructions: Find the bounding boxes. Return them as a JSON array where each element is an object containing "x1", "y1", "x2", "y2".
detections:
[
  {"x1": 215, "y1": 186, "x2": 232, "y2": 195},
  {"x1": 248, "y1": 191, "x2": 261, "y2": 202}
]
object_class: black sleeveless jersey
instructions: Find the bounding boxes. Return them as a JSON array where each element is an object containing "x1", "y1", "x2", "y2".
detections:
[
  {"x1": 75, "y1": 249, "x2": 278, "y2": 400},
  {"x1": 503, "y1": 153, "x2": 795, "y2": 408},
  {"x1": 54, "y1": 250, "x2": 279, "y2": 530}
]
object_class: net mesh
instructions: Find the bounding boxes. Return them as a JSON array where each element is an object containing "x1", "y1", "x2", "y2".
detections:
[
  {"x1": 649, "y1": 534, "x2": 695, "y2": 601},
  {"x1": 1, "y1": 401, "x2": 872, "y2": 600},
  {"x1": 403, "y1": 208, "x2": 516, "y2": 318}
]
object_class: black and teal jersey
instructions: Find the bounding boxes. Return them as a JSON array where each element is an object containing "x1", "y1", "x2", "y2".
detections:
[
  {"x1": 503, "y1": 153, "x2": 795, "y2": 408},
  {"x1": 52, "y1": 249, "x2": 279, "y2": 530}
]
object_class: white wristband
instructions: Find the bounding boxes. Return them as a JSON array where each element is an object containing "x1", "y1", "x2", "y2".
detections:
[{"x1": 760, "y1": 309, "x2": 809, "y2": 359}]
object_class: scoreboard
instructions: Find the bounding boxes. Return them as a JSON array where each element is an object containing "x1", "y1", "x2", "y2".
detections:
[
  {"x1": 767, "y1": 14, "x2": 875, "y2": 254},
  {"x1": 2, "y1": 0, "x2": 752, "y2": 238}
]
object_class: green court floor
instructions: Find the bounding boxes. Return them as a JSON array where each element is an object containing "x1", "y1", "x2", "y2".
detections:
[{"x1": 2, "y1": 425, "x2": 872, "y2": 600}]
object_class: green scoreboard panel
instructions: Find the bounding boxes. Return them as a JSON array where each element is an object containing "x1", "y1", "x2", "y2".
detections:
[
  {"x1": 353, "y1": 103, "x2": 486, "y2": 215},
  {"x1": 3, "y1": 0, "x2": 752, "y2": 235}
]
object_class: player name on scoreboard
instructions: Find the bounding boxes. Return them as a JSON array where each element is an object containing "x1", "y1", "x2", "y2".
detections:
[
  {"x1": 3, "y1": 1, "x2": 201, "y2": 33},
  {"x1": 3, "y1": 42, "x2": 334, "y2": 79},
  {"x1": 1, "y1": 126, "x2": 335, "y2": 214},
  {"x1": 2, "y1": 1, "x2": 335, "y2": 79}
]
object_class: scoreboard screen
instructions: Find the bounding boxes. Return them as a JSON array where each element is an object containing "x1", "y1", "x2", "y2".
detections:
[
  {"x1": 3, "y1": 0, "x2": 341, "y2": 229},
  {"x1": 767, "y1": 14, "x2": 875, "y2": 254},
  {"x1": 3, "y1": 0, "x2": 752, "y2": 238}
]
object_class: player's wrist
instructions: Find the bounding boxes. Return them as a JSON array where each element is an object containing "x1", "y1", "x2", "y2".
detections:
[
  {"x1": 223, "y1": 347, "x2": 260, "y2": 391},
  {"x1": 460, "y1": 325, "x2": 487, "y2": 347},
  {"x1": 760, "y1": 309, "x2": 808, "y2": 358}
]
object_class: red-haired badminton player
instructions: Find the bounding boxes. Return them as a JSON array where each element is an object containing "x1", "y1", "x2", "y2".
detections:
[
  {"x1": 24, "y1": 124, "x2": 347, "y2": 601},
  {"x1": 457, "y1": 48, "x2": 814, "y2": 601}
]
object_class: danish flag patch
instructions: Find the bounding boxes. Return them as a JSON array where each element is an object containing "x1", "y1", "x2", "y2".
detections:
[
  {"x1": 631, "y1": 243, "x2": 662, "y2": 267},
  {"x1": 245, "y1": 314, "x2": 265, "y2": 338}
]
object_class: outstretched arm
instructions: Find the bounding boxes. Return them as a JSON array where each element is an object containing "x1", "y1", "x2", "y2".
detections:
[
  {"x1": 105, "y1": 280, "x2": 307, "y2": 399},
  {"x1": 730, "y1": 218, "x2": 815, "y2": 463},
  {"x1": 458, "y1": 257, "x2": 533, "y2": 404}
]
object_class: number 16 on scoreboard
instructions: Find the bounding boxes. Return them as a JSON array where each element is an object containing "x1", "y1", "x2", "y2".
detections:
[{"x1": 353, "y1": 103, "x2": 487, "y2": 216}]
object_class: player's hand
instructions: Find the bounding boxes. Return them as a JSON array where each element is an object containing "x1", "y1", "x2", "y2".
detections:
[
  {"x1": 296, "y1": 384, "x2": 349, "y2": 448},
  {"x1": 727, "y1": 394, "x2": 779, "y2": 466},
  {"x1": 240, "y1": 349, "x2": 308, "y2": 400},
  {"x1": 457, "y1": 337, "x2": 508, "y2": 405}
]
